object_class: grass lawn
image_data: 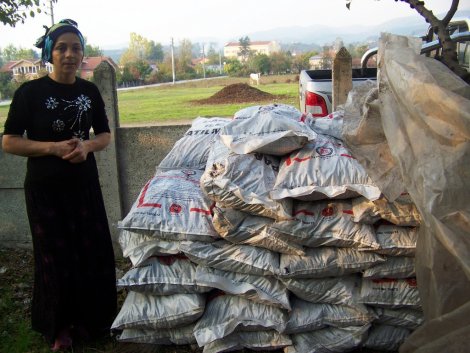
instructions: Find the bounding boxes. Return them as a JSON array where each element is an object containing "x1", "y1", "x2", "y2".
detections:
[
  {"x1": 117, "y1": 75, "x2": 299, "y2": 125},
  {"x1": 0, "y1": 75, "x2": 299, "y2": 131}
]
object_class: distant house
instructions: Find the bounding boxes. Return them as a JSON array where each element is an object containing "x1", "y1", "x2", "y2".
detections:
[
  {"x1": 0, "y1": 59, "x2": 52, "y2": 80},
  {"x1": 223, "y1": 40, "x2": 281, "y2": 60},
  {"x1": 79, "y1": 56, "x2": 119, "y2": 80},
  {"x1": 308, "y1": 54, "x2": 323, "y2": 70},
  {"x1": 0, "y1": 56, "x2": 119, "y2": 81}
]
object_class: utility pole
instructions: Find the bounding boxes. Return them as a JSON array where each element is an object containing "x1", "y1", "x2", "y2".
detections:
[
  {"x1": 49, "y1": 0, "x2": 55, "y2": 25},
  {"x1": 201, "y1": 43, "x2": 206, "y2": 79},
  {"x1": 219, "y1": 50, "x2": 222, "y2": 74},
  {"x1": 171, "y1": 37, "x2": 175, "y2": 84}
]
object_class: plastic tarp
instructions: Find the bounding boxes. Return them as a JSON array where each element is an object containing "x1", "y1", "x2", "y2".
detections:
[{"x1": 342, "y1": 32, "x2": 470, "y2": 353}]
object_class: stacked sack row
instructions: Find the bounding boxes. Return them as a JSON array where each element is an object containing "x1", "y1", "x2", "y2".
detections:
[{"x1": 111, "y1": 104, "x2": 423, "y2": 353}]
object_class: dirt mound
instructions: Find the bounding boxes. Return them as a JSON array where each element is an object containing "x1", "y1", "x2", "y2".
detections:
[{"x1": 193, "y1": 83, "x2": 285, "y2": 105}]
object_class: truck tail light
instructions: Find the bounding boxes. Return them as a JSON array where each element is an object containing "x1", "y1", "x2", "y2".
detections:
[{"x1": 305, "y1": 91, "x2": 328, "y2": 117}]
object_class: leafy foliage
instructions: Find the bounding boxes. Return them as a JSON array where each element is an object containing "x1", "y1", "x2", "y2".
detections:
[
  {"x1": 238, "y1": 36, "x2": 252, "y2": 61},
  {"x1": 0, "y1": 0, "x2": 56, "y2": 27}
]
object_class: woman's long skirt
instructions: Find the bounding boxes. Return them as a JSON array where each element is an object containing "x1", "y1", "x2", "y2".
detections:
[{"x1": 24, "y1": 179, "x2": 117, "y2": 343}]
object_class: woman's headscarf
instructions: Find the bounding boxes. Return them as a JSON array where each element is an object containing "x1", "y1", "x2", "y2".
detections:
[{"x1": 35, "y1": 19, "x2": 85, "y2": 64}]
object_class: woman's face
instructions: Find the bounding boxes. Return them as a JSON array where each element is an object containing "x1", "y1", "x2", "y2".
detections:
[{"x1": 51, "y1": 32, "x2": 83, "y2": 76}]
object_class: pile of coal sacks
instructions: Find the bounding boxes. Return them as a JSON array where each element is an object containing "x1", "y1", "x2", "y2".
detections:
[{"x1": 111, "y1": 104, "x2": 423, "y2": 353}]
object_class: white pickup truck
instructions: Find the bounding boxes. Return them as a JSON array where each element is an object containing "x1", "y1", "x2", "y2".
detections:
[{"x1": 299, "y1": 19, "x2": 470, "y2": 116}]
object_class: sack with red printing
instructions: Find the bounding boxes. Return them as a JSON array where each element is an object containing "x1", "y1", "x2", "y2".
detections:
[
  {"x1": 359, "y1": 278, "x2": 421, "y2": 309},
  {"x1": 364, "y1": 324, "x2": 411, "y2": 352},
  {"x1": 271, "y1": 134, "x2": 382, "y2": 201},
  {"x1": 211, "y1": 205, "x2": 305, "y2": 255},
  {"x1": 119, "y1": 169, "x2": 219, "y2": 241},
  {"x1": 117, "y1": 256, "x2": 212, "y2": 295},
  {"x1": 280, "y1": 275, "x2": 361, "y2": 306},
  {"x1": 309, "y1": 110, "x2": 344, "y2": 140},
  {"x1": 271, "y1": 199, "x2": 379, "y2": 249},
  {"x1": 118, "y1": 228, "x2": 182, "y2": 266},
  {"x1": 278, "y1": 247, "x2": 385, "y2": 279},
  {"x1": 157, "y1": 117, "x2": 231, "y2": 171},
  {"x1": 372, "y1": 224, "x2": 418, "y2": 257},
  {"x1": 179, "y1": 239, "x2": 280, "y2": 276},
  {"x1": 363, "y1": 256, "x2": 416, "y2": 279},
  {"x1": 220, "y1": 103, "x2": 316, "y2": 156},
  {"x1": 285, "y1": 296, "x2": 375, "y2": 334},
  {"x1": 201, "y1": 136, "x2": 292, "y2": 221},
  {"x1": 352, "y1": 193, "x2": 422, "y2": 226}
]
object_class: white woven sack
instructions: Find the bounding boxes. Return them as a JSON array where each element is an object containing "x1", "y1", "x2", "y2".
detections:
[
  {"x1": 364, "y1": 324, "x2": 411, "y2": 352},
  {"x1": 352, "y1": 193, "x2": 422, "y2": 226},
  {"x1": 212, "y1": 206, "x2": 305, "y2": 255},
  {"x1": 201, "y1": 136, "x2": 292, "y2": 221},
  {"x1": 373, "y1": 307, "x2": 424, "y2": 329},
  {"x1": 157, "y1": 117, "x2": 231, "y2": 171},
  {"x1": 280, "y1": 275, "x2": 361, "y2": 306},
  {"x1": 117, "y1": 323, "x2": 197, "y2": 345},
  {"x1": 359, "y1": 278, "x2": 421, "y2": 309},
  {"x1": 278, "y1": 247, "x2": 385, "y2": 279},
  {"x1": 220, "y1": 103, "x2": 316, "y2": 156},
  {"x1": 179, "y1": 240, "x2": 279, "y2": 276},
  {"x1": 308, "y1": 110, "x2": 344, "y2": 140},
  {"x1": 362, "y1": 256, "x2": 416, "y2": 279},
  {"x1": 119, "y1": 169, "x2": 219, "y2": 241},
  {"x1": 117, "y1": 256, "x2": 212, "y2": 295},
  {"x1": 193, "y1": 293, "x2": 288, "y2": 347},
  {"x1": 202, "y1": 330, "x2": 292, "y2": 353},
  {"x1": 271, "y1": 199, "x2": 379, "y2": 249},
  {"x1": 118, "y1": 228, "x2": 182, "y2": 266},
  {"x1": 285, "y1": 296, "x2": 375, "y2": 334},
  {"x1": 111, "y1": 291, "x2": 206, "y2": 330},
  {"x1": 271, "y1": 134, "x2": 381, "y2": 201},
  {"x1": 195, "y1": 265, "x2": 291, "y2": 310},
  {"x1": 372, "y1": 224, "x2": 418, "y2": 257},
  {"x1": 285, "y1": 324, "x2": 370, "y2": 353}
]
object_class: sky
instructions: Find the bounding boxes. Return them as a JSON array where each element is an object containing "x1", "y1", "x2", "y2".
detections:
[{"x1": 1, "y1": 0, "x2": 469, "y2": 50}]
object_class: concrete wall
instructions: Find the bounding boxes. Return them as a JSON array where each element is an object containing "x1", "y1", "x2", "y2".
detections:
[{"x1": 0, "y1": 62, "x2": 191, "y2": 250}]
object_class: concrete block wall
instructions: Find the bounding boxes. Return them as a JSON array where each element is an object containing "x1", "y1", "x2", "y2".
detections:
[{"x1": 0, "y1": 62, "x2": 191, "y2": 250}]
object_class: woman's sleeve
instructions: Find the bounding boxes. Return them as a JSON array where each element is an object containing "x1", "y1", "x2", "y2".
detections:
[
  {"x1": 91, "y1": 84, "x2": 111, "y2": 135},
  {"x1": 3, "y1": 86, "x2": 30, "y2": 136}
]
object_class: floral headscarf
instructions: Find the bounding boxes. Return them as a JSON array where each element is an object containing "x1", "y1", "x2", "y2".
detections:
[{"x1": 35, "y1": 19, "x2": 85, "y2": 64}]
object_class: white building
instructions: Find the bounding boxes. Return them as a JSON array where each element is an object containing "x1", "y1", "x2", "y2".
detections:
[{"x1": 223, "y1": 40, "x2": 281, "y2": 60}]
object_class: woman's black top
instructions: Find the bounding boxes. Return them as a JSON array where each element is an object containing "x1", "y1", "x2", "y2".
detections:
[{"x1": 4, "y1": 75, "x2": 110, "y2": 187}]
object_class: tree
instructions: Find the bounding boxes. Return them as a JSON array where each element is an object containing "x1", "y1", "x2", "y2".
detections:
[
  {"x1": 238, "y1": 36, "x2": 252, "y2": 62},
  {"x1": 206, "y1": 44, "x2": 220, "y2": 65},
  {"x1": 177, "y1": 38, "x2": 193, "y2": 72},
  {"x1": 346, "y1": 0, "x2": 468, "y2": 82},
  {"x1": 84, "y1": 44, "x2": 102, "y2": 57},
  {"x1": 0, "y1": 0, "x2": 57, "y2": 27},
  {"x1": 223, "y1": 58, "x2": 244, "y2": 76},
  {"x1": 252, "y1": 54, "x2": 271, "y2": 74},
  {"x1": 291, "y1": 51, "x2": 316, "y2": 73},
  {"x1": 270, "y1": 52, "x2": 292, "y2": 74},
  {"x1": 0, "y1": 44, "x2": 38, "y2": 61},
  {"x1": 147, "y1": 41, "x2": 164, "y2": 62}
]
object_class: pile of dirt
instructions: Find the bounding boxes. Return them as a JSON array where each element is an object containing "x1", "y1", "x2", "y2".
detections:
[{"x1": 192, "y1": 83, "x2": 286, "y2": 105}]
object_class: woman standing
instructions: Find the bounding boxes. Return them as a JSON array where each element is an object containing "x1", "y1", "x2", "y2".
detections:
[{"x1": 2, "y1": 19, "x2": 117, "y2": 351}]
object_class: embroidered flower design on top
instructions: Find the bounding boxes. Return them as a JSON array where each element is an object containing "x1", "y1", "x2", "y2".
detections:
[
  {"x1": 73, "y1": 130, "x2": 85, "y2": 141},
  {"x1": 76, "y1": 94, "x2": 91, "y2": 112},
  {"x1": 45, "y1": 97, "x2": 59, "y2": 110},
  {"x1": 62, "y1": 94, "x2": 91, "y2": 133},
  {"x1": 52, "y1": 119, "x2": 65, "y2": 132}
]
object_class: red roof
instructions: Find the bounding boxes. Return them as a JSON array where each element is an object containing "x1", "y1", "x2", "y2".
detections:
[{"x1": 80, "y1": 56, "x2": 118, "y2": 71}]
